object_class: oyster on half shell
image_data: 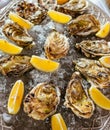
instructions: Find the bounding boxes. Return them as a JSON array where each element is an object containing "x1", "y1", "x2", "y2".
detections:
[
  {"x1": 73, "y1": 58, "x2": 110, "y2": 88},
  {"x1": 68, "y1": 14, "x2": 100, "y2": 36},
  {"x1": 24, "y1": 82, "x2": 60, "y2": 120},
  {"x1": 56, "y1": 0, "x2": 88, "y2": 17},
  {"x1": 3, "y1": 23, "x2": 34, "y2": 47},
  {"x1": 44, "y1": 31, "x2": 69, "y2": 60},
  {"x1": 0, "y1": 56, "x2": 32, "y2": 76},
  {"x1": 76, "y1": 40, "x2": 110, "y2": 57},
  {"x1": 64, "y1": 72, "x2": 94, "y2": 118},
  {"x1": 16, "y1": 1, "x2": 47, "y2": 25}
]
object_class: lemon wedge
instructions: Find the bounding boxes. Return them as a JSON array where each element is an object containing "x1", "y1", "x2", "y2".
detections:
[
  {"x1": 8, "y1": 80, "x2": 24, "y2": 114},
  {"x1": 0, "y1": 39, "x2": 23, "y2": 55},
  {"x1": 89, "y1": 86, "x2": 110, "y2": 110},
  {"x1": 57, "y1": 0, "x2": 69, "y2": 5},
  {"x1": 48, "y1": 10, "x2": 72, "y2": 24},
  {"x1": 51, "y1": 113, "x2": 67, "y2": 130},
  {"x1": 96, "y1": 22, "x2": 110, "y2": 38},
  {"x1": 30, "y1": 55, "x2": 60, "y2": 72},
  {"x1": 9, "y1": 12, "x2": 34, "y2": 29},
  {"x1": 99, "y1": 56, "x2": 110, "y2": 68}
]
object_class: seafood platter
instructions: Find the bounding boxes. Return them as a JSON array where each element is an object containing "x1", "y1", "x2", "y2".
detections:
[{"x1": 0, "y1": 0, "x2": 110, "y2": 130}]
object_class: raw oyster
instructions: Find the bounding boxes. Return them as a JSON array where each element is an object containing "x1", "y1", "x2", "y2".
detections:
[
  {"x1": 3, "y1": 23, "x2": 34, "y2": 47},
  {"x1": 0, "y1": 56, "x2": 32, "y2": 76},
  {"x1": 73, "y1": 58, "x2": 110, "y2": 88},
  {"x1": 16, "y1": 1, "x2": 46, "y2": 25},
  {"x1": 24, "y1": 82, "x2": 60, "y2": 120},
  {"x1": 76, "y1": 40, "x2": 110, "y2": 57},
  {"x1": 67, "y1": 14, "x2": 100, "y2": 36},
  {"x1": 56, "y1": 0, "x2": 88, "y2": 17},
  {"x1": 44, "y1": 31, "x2": 69, "y2": 60},
  {"x1": 64, "y1": 72, "x2": 94, "y2": 118}
]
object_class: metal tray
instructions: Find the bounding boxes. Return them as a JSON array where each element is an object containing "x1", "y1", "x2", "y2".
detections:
[{"x1": 0, "y1": 0, "x2": 110, "y2": 130}]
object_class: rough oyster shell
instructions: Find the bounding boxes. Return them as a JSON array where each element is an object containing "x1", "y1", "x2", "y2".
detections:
[
  {"x1": 64, "y1": 72, "x2": 94, "y2": 118},
  {"x1": 16, "y1": 1, "x2": 47, "y2": 25},
  {"x1": 73, "y1": 58, "x2": 110, "y2": 88},
  {"x1": 67, "y1": 14, "x2": 100, "y2": 36},
  {"x1": 44, "y1": 31, "x2": 69, "y2": 60},
  {"x1": 0, "y1": 56, "x2": 32, "y2": 76},
  {"x1": 76, "y1": 40, "x2": 110, "y2": 58},
  {"x1": 24, "y1": 82, "x2": 60, "y2": 120},
  {"x1": 56, "y1": 0, "x2": 88, "y2": 17},
  {"x1": 3, "y1": 23, "x2": 34, "y2": 47}
]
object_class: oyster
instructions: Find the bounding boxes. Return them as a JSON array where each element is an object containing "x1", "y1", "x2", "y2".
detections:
[
  {"x1": 24, "y1": 82, "x2": 60, "y2": 120},
  {"x1": 44, "y1": 31, "x2": 69, "y2": 60},
  {"x1": 56, "y1": 0, "x2": 88, "y2": 17},
  {"x1": 67, "y1": 14, "x2": 100, "y2": 36},
  {"x1": 16, "y1": 1, "x2": 46, "y2": 25},
  {"x1": 76, "y1": 40, "x2": 110, "y2": 57},
  {"x1": 64, "y1": 72, "x2": 94, "y2": 118},
  {"x1": 0, "y1": 56, "x2": 32, "y2": 76},
  {"x1": 73, "y1": 58, "x2": 110, "y2": 88},
  {"x1": 3, "y1": 23, "x2": 34, "y2": 47}
]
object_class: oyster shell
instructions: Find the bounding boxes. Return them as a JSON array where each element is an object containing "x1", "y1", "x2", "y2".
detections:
[
  {"x1": 76, "y1": 40, "x2": 110, "y2": 57},
  {"x1": 56, "y1": 0, "x2": 88, "y2": 17},
  {"x1": 73, "y1": 58, "x2": 110, "y2": 88},
  {"x1": 0, "y1": 56, "x2": 32, "y2": 76},
  {"x1": 24, "y1": 82, "x2": 60, "y2": 120},
  {"x1": 16, "y1": 1, "x2": 47, "y2": 25},
  {"x1": 3, "y1": 23, "x2": 34, "y2": 47},
  {"x1": 64, "y1": 72, "x2": 94, "y2": 118},
  {"x1": 44, "y1": 31, "x2": 69, "y2": 60},
  {"x1": 67, "y1": 14, "x2": 100, "y2": 36}
]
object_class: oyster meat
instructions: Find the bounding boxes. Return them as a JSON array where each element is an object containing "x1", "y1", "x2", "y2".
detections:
[
  {"x1": 64, "y1": 72, "x2": 94, "y2": 118},
  {"x1": 67, "y1": 14, "x2": 100, "y2": 36},
  {"x1": 44, "y1": 31, "x2": 69, "y2": 60},
  {"x1": 16, "y1": 1, "x2": 47, "y2": 25},
  {"x1": 3, "y1": 23, "x2": 34, "y2": 47},
  {"x1": 56, "y1": 0, "x2": 88, "y2": 17},
  {"x1": 73, "y1": 58, "x2": 110, "y2": 88},
  {"x1": 24, "y1": 82, "x2": 60, "y2": 120},
  {"x1": 76, "y1": 40, "x2": 110, "y2": 57},
  {"x1": 0, "y1": 56, "x2": 32, "y2": 76}
]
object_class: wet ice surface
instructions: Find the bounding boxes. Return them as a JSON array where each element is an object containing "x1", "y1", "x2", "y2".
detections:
[{"x1": 0, "y1": 1, "x2": 110, "y2": 130}]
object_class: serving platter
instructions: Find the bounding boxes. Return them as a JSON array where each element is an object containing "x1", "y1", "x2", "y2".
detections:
[{"x1": 0, "y1": 0, "x2": 110, "y2": 130}]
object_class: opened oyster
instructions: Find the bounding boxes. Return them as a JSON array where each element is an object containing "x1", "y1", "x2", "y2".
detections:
[
  {"x1": 76, "y1": 40, "x2": 110, "y2": 57},
  {"x1": 68, "y1": 14, "x2": 100, "y2": 36},
  {"x1": 73, "y1": 58, "x2": 110, "y2": 88},
  {"x1": 64, "y1": 72, "x2": 94, "y2": 118},
  {"x1": 3, "y1": 23, "x2": 34, "y2": 47},
  {"x1": 0, "y1": 56, "x2": 32, "y2": 76},
  {"x1": 44, "y1": 31, "x2": 69, "y2": 60},
  {"x1": 16, "y1": 1, "x2": 46, "y2": 25},
  {"x1": 56, "y1": 0, "x2": 88, "y2": 17},
  {"x1": 24, "y1": 82, "x2": 60, "y2": 120}
]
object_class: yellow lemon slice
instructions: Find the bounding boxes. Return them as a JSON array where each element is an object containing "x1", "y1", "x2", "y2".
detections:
[
  {"x1": 89, "y1": 86, "x2": 110, "y2": 110},
  {"x1": 8, "y1": 80, "x2": 24, "y2": 114},
  {"x1": 51, "y1": 113, "x2": 67, "y2": 130},
  {"x1": 99, "y1": 56, "x2": 110, "y2": 68},
  {"x1": 57, "y1": 0, "x2": 69, "y2": 5},
  {"x1": 30, "y1": 55, "x2": 60, "y2": 72},
  {"x1": 0, "y1": 39, "x2": 23, "y2": 55},
  {"x1": 96, "y1": 22, "x2": 110, "y2": 38},
  {"x1": 9, "y1": 12, "x2": 34, "y2": 29},
  {"x1": 47, "y1": 10, "x2": 72, "y2": 24}
]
